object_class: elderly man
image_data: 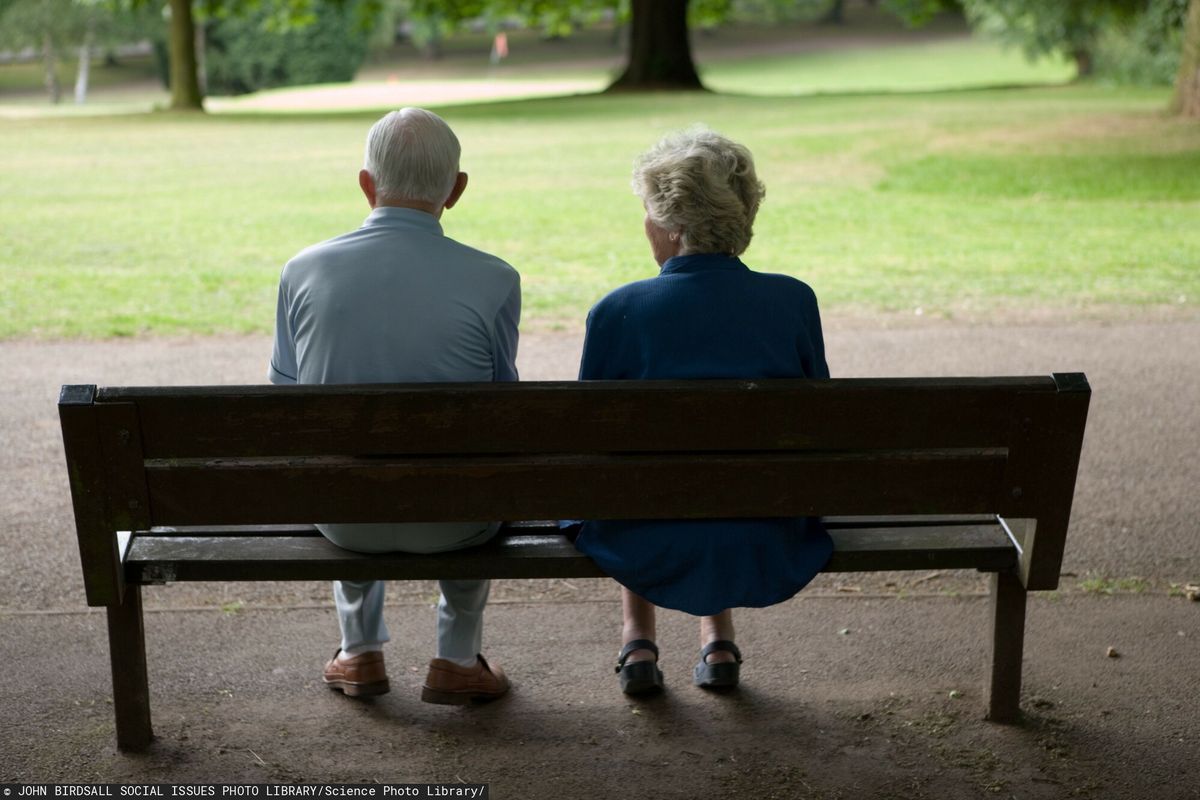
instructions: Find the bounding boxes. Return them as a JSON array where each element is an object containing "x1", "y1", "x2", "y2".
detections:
[{"x1": 268, "y1": 108, "x2": 519, "y2": 704}]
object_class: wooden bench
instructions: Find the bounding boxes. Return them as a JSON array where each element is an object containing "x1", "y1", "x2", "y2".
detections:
[{"x1": 59, "y1": 375, "x2": 1090, "y2": 752}]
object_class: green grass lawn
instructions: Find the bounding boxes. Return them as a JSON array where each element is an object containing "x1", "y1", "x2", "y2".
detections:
[
  {"x1": 1, "y1": 47, "x2": 1197, "y2": 338},
  {"x1": 703, "y1": 38, "x2": 1075, "y2": 95}
]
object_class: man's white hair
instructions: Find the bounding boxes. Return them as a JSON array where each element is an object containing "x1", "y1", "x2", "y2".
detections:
[
  {"x1": 633, "y1": 126, "x2": 765, "y2": 257},
  {"x1": 363, "y1": 107, "x2": 461, "y2": 206}
]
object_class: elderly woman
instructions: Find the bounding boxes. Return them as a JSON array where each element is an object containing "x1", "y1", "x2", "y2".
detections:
[{"x1": 572, "y1": 128, "x2": 833, "y2": 695}]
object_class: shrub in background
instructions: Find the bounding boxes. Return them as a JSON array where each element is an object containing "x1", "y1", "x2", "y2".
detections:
[
  {"x1": 1094, "y1": 0, "x2": 1189, "y2": 85},
  {"x1": 204, "y1": 0, "x2": 369, "y2": 96}
]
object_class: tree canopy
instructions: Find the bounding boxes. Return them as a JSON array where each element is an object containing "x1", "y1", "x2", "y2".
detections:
[
  {"x1": 0, "y1": 0, "x2": 92, "y2": 102},
  {"x1": 0, "y1": 0, "x2": 154, "y2": 103},
  {"x1": 7, "y1": 0, "x2": 1197, "y2": 116},
  {"x1": 890, "y1": 0, "x2": 1199, "y2": 116},
  {"x1": 126, "y1": 0, "x2": 378, "y2": 110}
]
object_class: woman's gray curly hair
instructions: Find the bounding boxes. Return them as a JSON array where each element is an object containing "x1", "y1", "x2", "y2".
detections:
[{"x1": 632, "y1": 127, "x2": 765, "y2": 257}]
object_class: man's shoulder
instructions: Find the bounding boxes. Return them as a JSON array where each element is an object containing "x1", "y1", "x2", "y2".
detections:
[
  {"x1": 281, "y1": 228, "x2": 518, "y2": 285},
  {"x1": 440, "y1": 237, "x2": 520, "y2": 282},
  {"x1": 281, "y1": 229, "x2": 363, "y2": 277}
]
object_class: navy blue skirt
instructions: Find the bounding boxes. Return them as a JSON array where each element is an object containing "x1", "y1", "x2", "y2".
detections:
[{"x1": 572, "y1": 517, "x2": 833, "y2": 617}]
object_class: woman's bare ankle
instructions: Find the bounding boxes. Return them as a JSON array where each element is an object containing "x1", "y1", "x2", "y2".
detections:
[
  {"x1": 622, "y1": 626, "x2": 657, "y2": 663},
  {"x1": 700, "y1": 612, "x2": 736, "y2": 663},
  {"x1": 621, "y1": 589, "x2": 658, "y2": 663}
]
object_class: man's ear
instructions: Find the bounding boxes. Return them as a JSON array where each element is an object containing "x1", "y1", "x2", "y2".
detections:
[
  {"x1": 443, "y1": 172, "x2": 468, "y2": 210},
  {"x1": 359, "y1": 169, "x2": 377, "y2": 208}
]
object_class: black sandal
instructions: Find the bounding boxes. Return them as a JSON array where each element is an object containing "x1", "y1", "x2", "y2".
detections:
[
  {"x1": 616, "y1": 639, "x2": 664, "y2": 696},
  {"x1": 693, "y1": 640, "x2": 742, "y2": 690}
]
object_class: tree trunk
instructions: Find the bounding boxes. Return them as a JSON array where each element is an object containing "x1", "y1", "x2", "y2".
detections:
[
  {"x1": 194, "y1": 20, "x2": 207, "y2": 95},
  {"x1": 75, "y1": 26, "x2": 94, "y2": 105},
  {"x1": 415, "y1": 14, "x2": 443, "y2": 60},
  {"x1": 608, "y1": 0, "x2": 703, "y2": 91},
  {"x1": 1171, "y1": 0, "x2": 1200, "y2": 117},
  {"x1": 611, "y1": 18, "x2": 626, "y2": 50},
  {"x1": 1073, "y1": 48, "x2": 1093, "y2": 78},
  {"x1": 821, "y1": 0, "x2": 846, "y2": 25},
  {"x1": 167, "y1": 0, "x2": 204, "y2": 111},
  {"x1": 43, "y1": 32, "x2": 62, "y2": 104}
]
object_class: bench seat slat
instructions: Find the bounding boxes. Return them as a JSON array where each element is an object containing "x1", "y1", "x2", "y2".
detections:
[
  {"x1": 824, "y1": 525, "x2": 1016, "y2": 572},
  {"x1": 126, "y1": 534, "x2": 606, "y2": 582},
  {"x1": 136, "y1": 515, "x2": 1003, "y2": 537},
  {"x1": 124, "y1": 523, "x2": 1016, "y2": 583}
]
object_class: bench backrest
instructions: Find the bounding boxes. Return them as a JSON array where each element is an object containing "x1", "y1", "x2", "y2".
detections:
[{"x1": 60, "y1": 376, "x2": 1090, "y2": 604}]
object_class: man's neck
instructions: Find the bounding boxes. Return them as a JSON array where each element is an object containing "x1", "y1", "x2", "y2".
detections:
[{"x1": 374, "y1": 198, "x2": 443, "y2": 219}]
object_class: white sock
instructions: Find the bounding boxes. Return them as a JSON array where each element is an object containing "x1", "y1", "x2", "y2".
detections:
[
  {"x1": 339, "y1": 644, "x2": 384, "y2": 661},
  {"x1": 439, "y1": 655, "x2": 479, "y2": 668}
]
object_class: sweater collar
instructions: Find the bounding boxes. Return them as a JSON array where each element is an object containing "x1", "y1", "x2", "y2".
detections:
[
  {"x1": 659, "y1": 253, "x2": 748, "y2": 275},
  {"x1": 362, "y1": 206, "x2": 443, "y2": 235}
]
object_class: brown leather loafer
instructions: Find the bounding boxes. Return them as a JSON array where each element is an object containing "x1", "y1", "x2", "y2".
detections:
[
  {"x1": 322, "y1": 650, "x2": 390, "y2": 697},
  {"x1": 421, "y1": 655, "x2": 510, "y2": 705}
]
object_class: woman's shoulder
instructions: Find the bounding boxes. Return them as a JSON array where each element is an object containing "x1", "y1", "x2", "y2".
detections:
[
  {"x1": 588, "y1": 274, "x2": 669, "y2": 317},
  {"x1": 745, "y1": 268, "x2": 820, "y2": 304},
  {"x1": 748, "y1": 267, "x2": 818, "y2": 291}
]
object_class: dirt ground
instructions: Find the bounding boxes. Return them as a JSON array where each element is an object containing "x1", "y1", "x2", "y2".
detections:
[{"x1": 1, "y1": 318, "x2": 1198, "y2": 796}]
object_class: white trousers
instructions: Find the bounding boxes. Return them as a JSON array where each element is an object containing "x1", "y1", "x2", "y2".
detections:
[{"x1": 319, "y1": 521, "x2": 500, "y2": 660}]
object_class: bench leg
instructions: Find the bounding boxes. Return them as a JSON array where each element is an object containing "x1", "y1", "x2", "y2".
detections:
[
  {"x1": 986, "y1": 571, "x2": 1027, "y2": 723},
  {"x1": 107, "y1": 586, "x2": 153, "y2": 751}
]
